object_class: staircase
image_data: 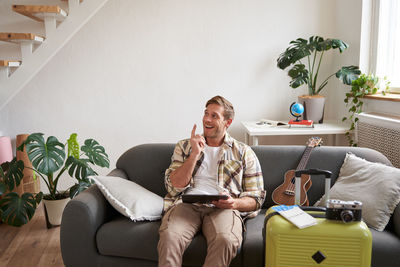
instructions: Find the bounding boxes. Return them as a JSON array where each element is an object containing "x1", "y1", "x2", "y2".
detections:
[{"x1": 0, "y1": 0, "x2": 109, "y2": 110}]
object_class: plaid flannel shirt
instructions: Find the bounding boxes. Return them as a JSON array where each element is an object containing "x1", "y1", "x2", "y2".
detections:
[{"x1": 164, "y1": 133, "x2": 265, "y2": 218}]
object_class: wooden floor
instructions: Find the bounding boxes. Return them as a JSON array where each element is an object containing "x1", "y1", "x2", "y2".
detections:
[{"x1": 0, "y1": 204, "x2": 64, "y2": 267}]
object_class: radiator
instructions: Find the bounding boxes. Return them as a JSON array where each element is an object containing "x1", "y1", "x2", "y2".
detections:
[{"x1": 356, "y1": 112, "x2": 400, "y2": 168}]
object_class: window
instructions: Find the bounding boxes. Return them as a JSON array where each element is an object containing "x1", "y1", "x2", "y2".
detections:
[
  {"x1": 361, "y1": 0, "x2": 400, "y2": 92},
  {"x1": 376, "y1": 0, "x2": 400, "y2": 90}
]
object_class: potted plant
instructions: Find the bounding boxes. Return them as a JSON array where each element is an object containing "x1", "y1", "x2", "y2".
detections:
[
  {"x1": 0, "y1": 158, "x2": 42, "y2": 226},
  {"x1": 277, "y1": 36, "x2": 361, "y2": 123},
  {"x1": 342, "y1": 74, "x2": 390, "y2": 146},
  {"x1": 18, "y1": 133, "x2": 110, "y2": 228}
]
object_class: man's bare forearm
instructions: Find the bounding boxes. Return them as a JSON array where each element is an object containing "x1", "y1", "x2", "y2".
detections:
[
  {"x1": 170, "y1": 154, "x2": 198, "y2": 188},
  {"x1": 234, "y1": 196, "x2": 257, "y2": 212}
]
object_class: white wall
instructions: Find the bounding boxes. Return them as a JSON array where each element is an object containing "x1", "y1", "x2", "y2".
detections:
[{"x1": 0, "y1": 0, "x2": 362, "y2": 192}]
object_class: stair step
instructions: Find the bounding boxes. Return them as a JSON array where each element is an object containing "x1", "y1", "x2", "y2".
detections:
[
  {"x1": 0, "y1": 60, "x2": 21, "y2": 67},
  {"x1": 0, "y1": 60, "x2": 21, "y2": 79},
  {"x1": 0, "y1": 33, "x2": 45, "y2": 44},
  {"x1": 12, "y1": 5, "x2": 68, "y2": 22}
]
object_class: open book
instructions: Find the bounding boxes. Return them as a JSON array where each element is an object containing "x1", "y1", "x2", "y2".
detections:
[{"x1": 256, "y1": 119, "x2": 288, "y2": 127}]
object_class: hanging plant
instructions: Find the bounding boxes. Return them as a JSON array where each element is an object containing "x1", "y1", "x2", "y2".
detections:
[{"x1": 342, "y1": 74, "x2": 390, "y2": 146}]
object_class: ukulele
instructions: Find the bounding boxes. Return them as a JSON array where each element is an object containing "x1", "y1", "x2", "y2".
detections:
[{"x1": 271, "y1": 137, "x2": 322, "y2": 206}]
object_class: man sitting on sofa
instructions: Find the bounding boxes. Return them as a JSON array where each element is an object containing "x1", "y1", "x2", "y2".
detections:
[{"x1": 157, "y1": 95, "x2": 266, "y2": 267}]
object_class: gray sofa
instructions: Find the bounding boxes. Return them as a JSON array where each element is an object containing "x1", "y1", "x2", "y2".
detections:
[{"x1": 60, "y1": 144, "x2": 400, "y2": 267}]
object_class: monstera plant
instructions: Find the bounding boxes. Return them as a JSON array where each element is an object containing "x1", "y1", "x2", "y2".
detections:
[
  {"x1": 16, "y1": 133, "x2": 109, "y2": 228},
  {"x1": 277, "y1": 36, "x2": 361, "y2": 123},
  {"x1": 18, "y1": 133, "x2": 110, "y2": 200},
  {"x1": 0, "y1": 158, "x2": 42, "y2": 226},
  {"x1": 277, "y1": 36, "x2": 361, "y2": 95}
]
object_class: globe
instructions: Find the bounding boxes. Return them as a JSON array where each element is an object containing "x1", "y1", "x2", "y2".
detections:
[{"x1": 290, "y1": 102, "x2": 304, "y2": 117}]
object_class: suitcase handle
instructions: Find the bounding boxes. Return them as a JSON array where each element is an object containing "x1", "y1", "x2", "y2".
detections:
[
  {"x1": 295, "y1": 168, "x2": 332, "y2": 178},
  {"x1": 294, "y1": 169, "x2": 332, "y2": 206}
]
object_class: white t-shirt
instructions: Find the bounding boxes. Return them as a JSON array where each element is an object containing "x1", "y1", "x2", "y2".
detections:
[{"x1": 186, "y1": 144, "x2": 221, "y2": 195}]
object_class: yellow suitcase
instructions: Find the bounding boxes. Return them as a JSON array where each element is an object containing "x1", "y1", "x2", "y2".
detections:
[
  {"x1": 264, "y1": 208, "x2": 372, "y2": 267},
  {"x1": 264, "y1": 169, "x2": 372, "y2": 267}
]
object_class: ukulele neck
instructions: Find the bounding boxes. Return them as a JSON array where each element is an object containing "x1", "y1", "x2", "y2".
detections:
[{"x1": 296, "y1": 146, "x2": 313, "y2": 171}]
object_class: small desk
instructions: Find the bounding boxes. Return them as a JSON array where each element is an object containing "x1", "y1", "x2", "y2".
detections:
[{"x1": 242, "y1": 121, "x2": 348, "y2": 146}]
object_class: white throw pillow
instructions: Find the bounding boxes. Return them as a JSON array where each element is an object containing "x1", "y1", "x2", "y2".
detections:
[
  {"x1": 315, "y1": 153, "x2": 400, "y2": 231},
  {"x1": 92, "y1": 175, "x2": 163, "y2": 221}
]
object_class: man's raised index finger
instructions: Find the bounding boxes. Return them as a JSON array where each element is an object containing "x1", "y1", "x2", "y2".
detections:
[{"x1": 191, "y1": 124, "x2": 197, "y2": 138}]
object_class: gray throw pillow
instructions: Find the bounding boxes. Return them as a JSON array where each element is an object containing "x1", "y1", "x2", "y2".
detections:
[
  {"x1": 315, "y1": 153, "x2": 400, "y2": 231},
  {"x1": 92, "y1": 175, "x2": 163, "y2": 221}
]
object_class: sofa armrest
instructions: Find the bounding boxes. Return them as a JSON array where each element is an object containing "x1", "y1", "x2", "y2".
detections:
[
  {"x1": 393, "y1": 203, "x2": 400, "y2": 237},
  {"x1": 60, "y1": 184, "x2": 112, "y2": 267},
  {"x1": 107, "y1": 168, "x2": 128, "y2": 179}
]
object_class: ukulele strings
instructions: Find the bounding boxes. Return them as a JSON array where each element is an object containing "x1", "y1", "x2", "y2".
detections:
[{"x1": 286, "y1": 147, "x2": 312, "y2": 194}]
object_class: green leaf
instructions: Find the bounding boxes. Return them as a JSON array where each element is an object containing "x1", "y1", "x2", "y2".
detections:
[
  {"x1": 330, "y1": 38, "x2": 349, "y2": 53},
  {"x1": 69, "y1": 179, "x2": 94, "y2": 199},
  {"x1": 81, "y1": 139, "x2": 110, "y2": 168},
  {"x1": 65, "y1": 156, "x2": 95, "y2": 180},
  {"x1": 311, "y1": 36, "x2": 329, "y2": 51},
  {"x1": 277, "y1": 38, "x2": 312, "y2": 69},
  {"x1": 16, "y1": 140, "x2": 26, "y2": 152},
  {"x1": 336, "y1": 66, "x2": 361, "y2": 85},
  {"x1": 288, "y1": 64, "x2": 309, "y2": 88},
  {"x1": 25, "y1": 133, "x2": 65, "y2": 176},
  {"x1": 67, "y1": 133, "x2": 80, "y2": 159},
  {"x1": 0, "y1": 159, "x2": 24, "y2": 191},
  {"x1": 36, "y1": 192, "x2": 43, "y2": 204},
  {"x1": 0, "y1": 192, "x2": 38, "y2": 226},
  {"x1": 0, "y1": 182, "x2": 6, "y2": 195}
]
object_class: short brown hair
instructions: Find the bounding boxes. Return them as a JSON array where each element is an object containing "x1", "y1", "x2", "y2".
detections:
[{"x1": 206, "y1": 95, "x2": 235, "y2": 120}]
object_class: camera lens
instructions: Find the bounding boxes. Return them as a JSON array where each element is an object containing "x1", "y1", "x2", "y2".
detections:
[{"x1": 340, "y1": 210, "x2": 354, "y2": 223}]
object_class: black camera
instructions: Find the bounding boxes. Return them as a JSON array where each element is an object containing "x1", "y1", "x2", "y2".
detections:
[{"x1": 326, "y1": 199, "x2": 362, "y2": 223}]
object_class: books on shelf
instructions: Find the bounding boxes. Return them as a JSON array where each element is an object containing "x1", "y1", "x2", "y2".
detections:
[{"x1": 253, "y1": 119, "x2": 314, "y2": 128}]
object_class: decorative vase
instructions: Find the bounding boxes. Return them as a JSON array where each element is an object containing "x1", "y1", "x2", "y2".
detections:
[
  {"x1": 16, "y1": 134, "x2": 40, "y2": 194},
  {"x1": 43, "y1": 197, "x2": 70, "y2": 228},
  {"x1": 298, "y1": 95, "x2": 326, "y2": 124},
  {"x1": 0, "y1": 136, "x2": 13, "y2": 164}
]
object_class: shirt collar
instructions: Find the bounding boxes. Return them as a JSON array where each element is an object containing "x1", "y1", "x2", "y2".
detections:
[
  {"x1": 223, "y1": 132, "x2": 234, "y2": 148},
  {"x1": 200, "y1": 132, "x2": 234, "y2": 148}
]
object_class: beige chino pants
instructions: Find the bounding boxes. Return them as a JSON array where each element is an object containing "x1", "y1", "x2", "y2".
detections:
[{"x1": 157, "y1": 203, "x2": 243, "y2": 267}]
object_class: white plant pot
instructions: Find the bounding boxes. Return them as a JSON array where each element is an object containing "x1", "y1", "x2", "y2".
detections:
[
  {"x1": 43, "y1": 198, "x2": 70, "y2": 227},
  {"x1": 298, "y1": 95, "x2": 326, "y2": 124}
]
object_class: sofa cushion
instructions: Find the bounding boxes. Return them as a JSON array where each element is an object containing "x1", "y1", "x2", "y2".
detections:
[
  {"x1": 96, "y1": 216, "x2": 208, "y2": 264},
  {"x1": 315, "y1": 153, "x2": 400, "y2": 231},
  {"x1": 242, "y1": 209, "x2": 266, "y2": 267},
  {"x1": 97, "y1": 217, "x2": 161, "y2": 262},
  {"x1": 93, "y1": 175, "x2": 163, "y2": 221},
  {"x1": 96, "y1": 215, "x2": 242, "y2": 266}
]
